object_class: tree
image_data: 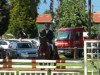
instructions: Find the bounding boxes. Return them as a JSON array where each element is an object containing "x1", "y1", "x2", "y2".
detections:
[
  {"x1": 44, "y1": 10, "x2": 51, "y2": 14},
  {"x1": 56, "y1": 0, "x2": 88, "y2": 28},
  {"x1": 8, "y1": 0, "x2": 40, "y2": 38},
  {"x1": 43, "y1": 0, "x2": 55, "y2": 20},
  {"x1": 0, "y1": 0, "x2": 9, "y2": 36}
]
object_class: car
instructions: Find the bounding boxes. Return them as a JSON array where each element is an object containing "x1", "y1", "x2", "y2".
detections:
[
  {"x1": 21, "y1": 39, "x2": 40, "y2": 48},
  {"x1": 8, "y1": 41, "x2": 39, "y2": 59},
  {"x1": 0, "y1": 40, "x2": 11, "y2": 50},
  {"x1": 5, "y1": 39, "x2": 19, "y2": 43},
  {"x1": 0, "y1": 39, "x2": 19, "y2": 50},
  {"x1": 32, "y1": 38, "x2": 40, "y2": 47}
]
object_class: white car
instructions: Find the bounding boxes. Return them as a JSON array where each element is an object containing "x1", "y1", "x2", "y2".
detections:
[
  {"x1": 31, "y1": 39, "x2": 40, "y2": 48},
  {"x1": 6, "y1": 39, "x2": 19, "y2": 42},
  {"x1": 0, "y1": 39, "x2": 18, "y2": 50},
  {"x1": 0, "y1": 40, "x2": 11, "y2": 50}
]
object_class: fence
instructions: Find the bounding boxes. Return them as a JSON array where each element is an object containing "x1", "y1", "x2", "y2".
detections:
[
  {"x1": 19, "y1": 70, "x2": 48, "y2": 75},
  {"x1": 0, "y1": 59, "x2": 83, "y2": 75},
  {"x1": 0, "y1": 70, "x2": 80, "y2": 75},
  {"x1": 84, "y1": 40, "x2": 100, "y2": 75},
  {"x1": 0, "y1": 70, "x2": 16, "y2": 75},
  {"x1": 0, "y1": 39, "x2": 100, "y2": 75},
  {"x1": 51, "y1": 70, "x2": 80, "y2": 75}
]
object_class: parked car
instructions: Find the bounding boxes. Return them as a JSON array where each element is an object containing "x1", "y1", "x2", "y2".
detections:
[
  {"x1": 0, "y1": 39, "x2": 19, "y2": 50},
  {"x1": 5, "y1": 39, "x2": 19, "y2": 43},
  {"x1": 32, "y1": 38, "x2": 40, "y2": 48},
  {"x1": 0, "y1": 40, "x2": 11, "y2": 50},
  {"x1": 8, "y1": 41, "x2": 39, "y2": 59},
  {"x1": 21, "y1": 39, "x2": 40, "y2": 48}
]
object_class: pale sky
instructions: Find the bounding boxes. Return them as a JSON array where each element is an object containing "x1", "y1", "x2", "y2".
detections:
[
  {"x1": 38, "y1": 0, "x2": 100, "y2": 14},
  {"x1": 38, "y1": 0, "x2": 58, "y2": 14},
  {"x1": 91, "y1": 0, "x2": 100, "y2": 12}
]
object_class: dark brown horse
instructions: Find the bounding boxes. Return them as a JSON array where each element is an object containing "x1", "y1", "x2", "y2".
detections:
[
  {"x1": 39, "y1": 32, "x2": 60, "y2": 70},
  {"x1": 0, "y1": 47, "x2": 6, "y2": 59},
  {"x1": 39, "y1": 31, "x2": 60, "y2": 60}
]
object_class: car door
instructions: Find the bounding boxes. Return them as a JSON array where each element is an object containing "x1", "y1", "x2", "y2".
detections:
[{"x1": 73, "y1": 31, "x2": 83, "y2": 47}]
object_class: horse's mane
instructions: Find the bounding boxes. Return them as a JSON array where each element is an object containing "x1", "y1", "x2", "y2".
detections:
[
  {"x1": 38, "y1": 32, "x2": 51, "y2": 59},
  {"x1": 39, "y1": 32, "x2": 47, "y2": 43}
]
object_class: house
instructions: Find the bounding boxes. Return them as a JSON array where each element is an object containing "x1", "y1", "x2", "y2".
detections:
[
  {"x1": 92, "y1": 12, "x2": 100, "y2": 23},
  {"x1": 36, "y1": 14, "x2": 53, "y2": 33},
  {"x1": 92, "y1": 12, "x2": 100, "y2": 34},
  {"x1": 36, "y1": 12, "x2": 100, "y2": 35}
]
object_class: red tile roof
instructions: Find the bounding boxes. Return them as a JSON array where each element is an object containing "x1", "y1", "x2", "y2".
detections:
[
  {"x1": 36, "y1": 13, "x2": 100, "y2": 23},
  {"x1": 92, "y1": 12, "x2": 100, "y2": 23},
  {"x1": 36, "y1": 14, "x2": 52, "y2": 23}
]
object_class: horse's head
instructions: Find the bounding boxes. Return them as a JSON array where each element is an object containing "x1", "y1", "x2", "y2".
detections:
[
  {"x1": 39, "y1": 32, "x2": 47, "y2": 44},
  {"x1": 39, "y1": 31, "x2": 50, "y2": 59}
]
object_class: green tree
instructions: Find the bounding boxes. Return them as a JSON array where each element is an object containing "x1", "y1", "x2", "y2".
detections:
[
  {"x1": 0, "y1": 0, "x2": 9, "y2": 36},
  {"x1": 43, "y1": 0, "x2": 55, "y2": 20},
  {"x1": 56, "y1": 0, "x2": 88, "y2": 28},
  {"x1": 44, "y1": 10, "x2": 51, "y2": 14},
  {"x1": 8, "y1": 0, "x2": 40, "y2": 38}
]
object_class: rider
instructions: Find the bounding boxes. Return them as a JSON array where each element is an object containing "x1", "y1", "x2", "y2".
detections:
[
  {"x1": 41, "y1": 23, "x2": 54, "y2": 44},
  {"x1": 40, "y1": 23, "x2": 60, "y2": 60},
  {"x1": 17, "y1": 28, "x2": 27, "y2": 39}
]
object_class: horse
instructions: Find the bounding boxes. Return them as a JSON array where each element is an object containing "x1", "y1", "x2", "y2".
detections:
[
  {"x1": 38, "y1": 32, "x2": 51, "y2": 59},
  {"x1": 38, "y1": 31, "x2": 60, "y2": 60},
  {"x1": 0, "y1": 47, "x2": 6, "y2": 59},
  {"x1": 38, "y1": 31, "x2": 60, "y2": 70}
]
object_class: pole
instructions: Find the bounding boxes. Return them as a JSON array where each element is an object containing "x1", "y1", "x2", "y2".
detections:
[
  {"x1": 50, "y1": 0, "x2": 54, "y2": 20},
  {"x1": 50, "y1": 0, "x2": 54, "y2": 30},
  {"x1": 88, "y1": 0, "x2": 91, "y2": 38}
]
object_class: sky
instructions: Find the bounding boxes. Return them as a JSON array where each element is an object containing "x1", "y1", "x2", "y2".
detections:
[
  {"x1": 38, "y1": 0, "x2": 58, "y2": 14},
  {"x1": 38, "y1": 0, "x2": 100, "y2": 14},
  {"x1": 91, "y1": 0, "x2": 100, "y2": 12}
]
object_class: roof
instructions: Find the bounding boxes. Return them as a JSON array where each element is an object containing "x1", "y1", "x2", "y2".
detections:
[
  {"x1": 92, "y1": 12, "x2": 100, "y2": 23},
  {"x1": 36, "y1": 14, "x2": 52, "y2": 23},
  {"x1": 58, "y1": 27, "x2": 84, "y2": 31},
  {"x1": 36, "y1": 12, "x2": 100, "y2": 23}
]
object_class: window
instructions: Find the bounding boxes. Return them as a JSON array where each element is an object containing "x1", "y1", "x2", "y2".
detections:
[
  {"x1": 57, "y1": 31, "x2": 71, "y2": 40},
  {"x1": 75, "y1": 31, "x2": 82, "y2": 40},
  {"x1": 18, "y1": 43, "x2": 32, "y2": 48},
  {"x1": 1, "y1": 41, "x2": 7, "y2": 45}
]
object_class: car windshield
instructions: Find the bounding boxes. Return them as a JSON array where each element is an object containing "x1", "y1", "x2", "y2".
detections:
[
  {"x1": 57, "y1": 30, "x2": 71, "y2": 40},
  {"x1": 17, "y1": 43, "x2": 32, "y2": 48},
  {"x1": 0, "y1": 41, "x2": 7, "y2": 45}
]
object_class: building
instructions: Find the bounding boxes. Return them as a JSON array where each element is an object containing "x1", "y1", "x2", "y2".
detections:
[
  {"x1": 92, "y1": 12, "x2": 100, "y2": 34},
  {"x1": 36, "y1": 12, "x2": 100, "y2": 35},
  {"x1": 36, "y1": 14, "x2": 53, "y2": 33},
  {"x1": 92, "y1": 12, "x2": 100, "y2": 23}
]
